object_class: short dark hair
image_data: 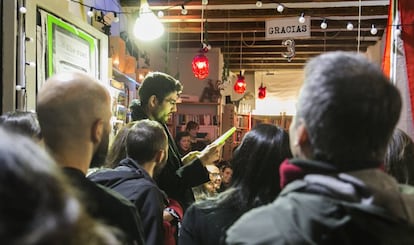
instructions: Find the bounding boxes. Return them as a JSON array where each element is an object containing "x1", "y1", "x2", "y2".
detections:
[
  {"x1": 138, "y1": 72, "x2": 183, "y2": 106},
  {"x1": 126, "y1": 119, "x2": 168, "y2": 164},
  {"x1": 185, "y1": 121, "x2": 199, "y2": 131},
  {"x1": 0, "y1": 111, "x2": 41, "y2": 139},
  {"x1": 175, "y1": 131, "x2": 191, "y2": 145},
  {"x1": 384, "y1": 128, "x2": 414, "y2": 185},
  {"x1": 296, "y1": 51, "x2": 401, "y2": 170}
]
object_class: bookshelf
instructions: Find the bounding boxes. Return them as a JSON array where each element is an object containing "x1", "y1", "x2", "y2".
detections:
[
  {"x1": 221, "y1": 104, "x2": 252, "y2": 161},
  {"x1": 169, "y1": 101, "x2": 221, "y2": 140},
  {"x1": 251, "y1": 113, "x2": 293, "y2": 131}
]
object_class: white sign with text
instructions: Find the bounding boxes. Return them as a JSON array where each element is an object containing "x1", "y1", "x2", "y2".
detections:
[{"x1": 265, "y1": 17, "x2": 311, "y2": 40}]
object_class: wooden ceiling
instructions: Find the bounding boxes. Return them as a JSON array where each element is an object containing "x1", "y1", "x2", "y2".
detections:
[{"x1": 121, "y1": 0, "x2": 389, "y2": 72}]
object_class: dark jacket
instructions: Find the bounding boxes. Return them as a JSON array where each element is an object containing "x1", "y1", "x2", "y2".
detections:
[
  {"x1": 62, "y1": 167, "x2": 145, "y2": 245},
  {"x1": 226, "y1": 159, "x2": 414, "y2": 245},
  {"x1": 88, "y1": 158, "x2": 166, "y2": 245},
  {"x1": 132, "y1": 105, "x2": 210, "y2": 210},
  {"x1": 179, "y1": 189, "x2": 246, "y2": 245}
]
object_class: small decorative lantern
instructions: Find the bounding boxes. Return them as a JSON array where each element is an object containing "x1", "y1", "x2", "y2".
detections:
[
  {"x1": 192, "y1": 49, "x2": 209, "y2": 80},
  {"x1": 258, "y1": 83, "x2": 266, "y2": 99},
  {"x1": 234, "y1": 72, "x2": 246, "y2": 94}
]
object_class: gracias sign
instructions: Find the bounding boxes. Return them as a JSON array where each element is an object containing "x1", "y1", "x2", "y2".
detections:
[{"x1": 265, "y1": 17, "x2": 311, "y2": 40}]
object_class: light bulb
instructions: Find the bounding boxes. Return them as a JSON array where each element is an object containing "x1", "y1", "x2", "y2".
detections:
[
  {"x1": 157, "y1": 10, "x2": 164, "y2": 18},
  {"x1": 395, "y1": 26, "x2": 402, "y2": 37},
  {"x1": 320, "y1": 20, "x2": 327, "y2": 29},
  {"x1": 181, "y1": 5, "x2": 188, "y2": 15},
  {"x1": 256, "y1": 1, "x2": 263, "y2": 7},
  {"x1": 133, "y1": 3, "x2": 164, "y2": 41},
  {"x1": 298, "y1": 13, "x2": 305, "y2": 24},
  {"x1": 87, "y1": 8, "x2": 94, "y2": 17},
  {"x1": 19, "y1": 6, "x2": 27, "y2": 14},
  {"x1": 113, "y1": 13, "x2": 119, "y2": 23},
  {"x1": 370, "y1": 24, "x2": 378, "y2": 35},
  {"x1": 202, "y1": 0, "x2": 208, "y2": 5},
  {"x1": 277, "y1": 4, "x2": 284, "y2": 13},
  {"x1": 346, "y1": 22, "x2": 353, "y2": 31}
]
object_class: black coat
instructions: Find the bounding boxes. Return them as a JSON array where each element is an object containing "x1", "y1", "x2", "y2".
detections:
[
  {"x1": 179, "y1": 193, "x2": 246, "y2": 245},
  {"x1": 88, "y1": 158, "x2": 167, "y2": 245},
  {"x1": 62, "y1": 167, "x2": 145, "y2": 245},
  {"x1": 133, "y1": 106, "x2": 210, "y2": 211}
]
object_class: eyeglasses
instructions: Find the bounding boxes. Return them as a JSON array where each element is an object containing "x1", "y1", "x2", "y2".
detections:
[{"x1": 164, "y1": 98, "x2": 177, "y2": 106}]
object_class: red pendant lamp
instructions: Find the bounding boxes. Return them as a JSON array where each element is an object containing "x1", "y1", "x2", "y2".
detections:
[
  {"x1": 192, "y1": 3, "x2": 209, "y2": 80},
  {"x1": 192, "y1": 47, "x2": 209, "y2": 80},
  {"x1": 234, "y1": 71, "x2": 247, "y2": 94},
  {"x1": 234, "y1": 33, "x2": 246, "y2": 94},
  {"x1": 258, "y1": 82, "x2": 266, "y2": 99}
]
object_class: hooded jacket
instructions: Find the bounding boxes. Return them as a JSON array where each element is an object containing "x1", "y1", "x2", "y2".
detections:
[
  {"x1": 88, "y1": 158, "x2": 167, "y2": 245},
  {"x1": 226, "y1": 159, "x2": 414, "y2": 245},
  {"x1": 131, "y1": 105, "x2": 210, "y2": 211}
]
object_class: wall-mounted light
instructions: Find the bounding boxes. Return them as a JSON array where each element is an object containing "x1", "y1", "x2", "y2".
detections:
[
  {"x1": 87, "y1": 7, "x2": 94, "y2": 17},
  {"x1": 181, "y1": 5, "x2": 188, "y2": 15},
  {"x1": 276, "y1": 4, "x2": 284, "y2": 13},
  {"x1": 133, "y1": 0, "x2": 164, "y2": 41},
  {"x1": 256, "y1": 1, "x2": 263, "y2": 7},
  {"x1": 346, "y1": 22, "x2": 354, "y2": 31},
  {"x1": 298, "y1": 13, "x2": 305, "y2": 24},
  {"x1": 320, "y1": 19, "x2": 327, "y2": 29},
  {"x1": 370, "y1": 24, "x2": 378, "y2": 35}
]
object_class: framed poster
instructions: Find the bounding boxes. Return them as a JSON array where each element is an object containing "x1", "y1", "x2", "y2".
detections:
[{"x1": 46, "y1": 13, "x2": 97, "y2": 78}]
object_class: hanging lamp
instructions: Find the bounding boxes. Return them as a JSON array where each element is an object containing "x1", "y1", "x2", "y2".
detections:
[
  {"x1": 234, "y1": 33, "x2": 246, "y2": 94},
  {"x1": 258, "y1": 72, "x2": 266, "y2": 99},
  {"x1": 258, "y1": 82, "x2": 266, "y2": 99},
  {"x1": 234, "y1": 71, "x2": 247, "y2": 94},
  {"x1": 192, "y1": 1, "x2": 209, "y2": 80},
  {"x1": 133, "y1": 0, "x2": 164, "y2": 41}
]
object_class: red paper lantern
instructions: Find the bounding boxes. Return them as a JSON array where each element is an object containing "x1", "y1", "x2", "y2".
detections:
[
  {"x1": 234, "y1": 73, "x2": 246, "y2": 94},
  {"x1": 258, "y1": 83, "x2": 266, "y2": 99},
  {"x1": 192, "y1": 53, "x2": 209, "y2": 80}
]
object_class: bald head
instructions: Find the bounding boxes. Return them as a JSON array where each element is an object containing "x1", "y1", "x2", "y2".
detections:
[{"x1": 37, "y1": 72, "x2": 111, "y2": 151}]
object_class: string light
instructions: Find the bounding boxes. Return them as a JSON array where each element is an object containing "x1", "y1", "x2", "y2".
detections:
[
  {"x1": 276, "y1": 4, "x2": 284, "y2": 13},
  {"x1": 347, "y1": 22, "x2": 354, "y2": 31},
  {"x1": 19, "y1": 6, "x2": 27, "y2": 14},
  {"x1": 298, "y1": 13, "x2": 305, "y2": 24},
  {"x1": 370, "y1": 24, "x2": 378, "y2": 35},
  {"x1": 87, "y1": 7, "x2": 94, "y2": 17},
  {"x1": 320, "y1": 19, "x2": 327, "y2": 29},
  {"x1": 181, "y1": 5, "x2": 188, "y2": 15},
  {"x1": 113, "y1": 12, "x2": 119, "y2": 23}
]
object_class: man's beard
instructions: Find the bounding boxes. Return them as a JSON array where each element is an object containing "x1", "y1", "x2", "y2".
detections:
[{"x1": 90, "y1": 128, "x2": 109, "y2": 168}]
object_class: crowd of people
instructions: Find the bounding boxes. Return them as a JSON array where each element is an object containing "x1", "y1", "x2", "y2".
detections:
[{"x1": 1, "y1": 51, "x2": 414, "y2": 244}]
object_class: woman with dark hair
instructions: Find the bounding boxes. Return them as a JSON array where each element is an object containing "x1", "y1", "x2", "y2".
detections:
[
  {"x1": 179, "y1": 124, "x2": 292, "y2": 245},
  {"x1": 104, "y1": 122, "x2": 137, "y2": 169}
]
